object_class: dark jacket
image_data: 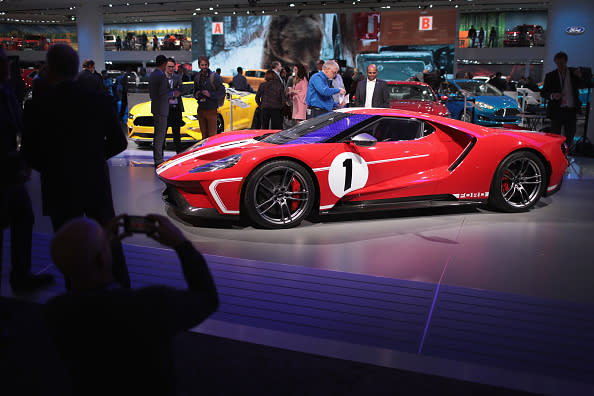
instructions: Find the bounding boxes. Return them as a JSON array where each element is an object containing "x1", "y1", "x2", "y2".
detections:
[
  {"x1": 541, "y1": 67, "x2": 581, "y2": 116},
  {"x1": 167, "y1": 73, "x2": 185, "y2": 113},
  {"x1": 354, "y1": 78, "x2": 390, "y2": 108},
  {"x1": 149, "y1": 68, "x2": 171, "y2": 117},
  {"x1": 44, "y1": 241, "x2": 219, "y2": 396},
  {"x1": 21, "y1": 80, "x2": 127, "y2": 216},
  {"x1": 194, "y1": 70, "x2": 225, "y2": 110},
  {"x1": 77, "y1": 69, "x2": 105, "y2": 93},
  {"x1": 255, "y1": 79, "x2": 285, "y2": 109}
]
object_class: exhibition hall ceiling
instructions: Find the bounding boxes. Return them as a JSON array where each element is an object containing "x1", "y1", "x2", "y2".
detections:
[{"x1": 1, "y1": 0, "x2": 549, "y2": 24}]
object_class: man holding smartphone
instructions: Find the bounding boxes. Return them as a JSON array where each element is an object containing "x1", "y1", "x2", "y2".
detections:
[{"x1": 44, "y1": 214, "x2": 219, "y2": 396}]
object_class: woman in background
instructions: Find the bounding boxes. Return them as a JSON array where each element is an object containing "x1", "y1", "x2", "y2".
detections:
[
  {"x1": 255, "y1": 70, "x2": 285, "y2": 129},
  {"x1": 288, "y1": 63, "x2": 308, "y2": 123}
]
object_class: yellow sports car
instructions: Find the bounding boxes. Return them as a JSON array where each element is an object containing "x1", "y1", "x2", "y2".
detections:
[{"x1": 127, "y1": 82, "x2": 258, "y2": 146}]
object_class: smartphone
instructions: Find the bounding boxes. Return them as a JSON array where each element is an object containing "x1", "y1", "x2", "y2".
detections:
[{"x1": 123, "y1": 215, "x2": 155, "y2": 234}]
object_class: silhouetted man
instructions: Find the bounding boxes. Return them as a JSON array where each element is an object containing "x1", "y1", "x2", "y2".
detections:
[
  {"x1": 44, "y1": 214, "x2": 219, "y2": 396},
  {"x1": 21, "y1": 44, "x2": 130, "y2": 289}
]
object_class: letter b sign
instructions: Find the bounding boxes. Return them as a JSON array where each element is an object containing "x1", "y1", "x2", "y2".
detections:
[{"x1": 419, "y1": 16, "x2": 433, "y2": 31}]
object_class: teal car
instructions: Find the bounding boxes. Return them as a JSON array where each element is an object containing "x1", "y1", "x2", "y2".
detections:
[{"x1": 439, "y1": 79, "x2": 522, "y2": 126}]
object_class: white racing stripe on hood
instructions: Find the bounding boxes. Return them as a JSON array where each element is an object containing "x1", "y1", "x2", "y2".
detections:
[{"x1": 156, "y1": 139, "x2": 257, "y2": 175}]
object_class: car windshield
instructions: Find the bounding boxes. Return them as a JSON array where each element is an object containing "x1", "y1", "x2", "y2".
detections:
[
  {"x1": 369, "y1": 61, "x2": 426, "y2": 82},
  {"x1": 455, "y1": 81, "x2": 502, "y2": 96},
  {"x1": 261, "y1": 112, "x2": 374, "y2": 145},
  {"x1": 389, "y1": 84, "x2": 436, "y2": 101}
]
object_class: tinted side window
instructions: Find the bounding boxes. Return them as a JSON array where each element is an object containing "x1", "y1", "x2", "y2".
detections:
[{"x1": 355, "y1": 118, "x2": 423, "y2": 142}]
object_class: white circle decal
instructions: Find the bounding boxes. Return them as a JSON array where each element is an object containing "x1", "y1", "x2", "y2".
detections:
[{"x1": 328, "y1": 152, "x2": 369, "y2": 198}]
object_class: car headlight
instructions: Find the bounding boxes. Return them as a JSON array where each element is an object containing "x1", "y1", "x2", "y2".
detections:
[
  {"x1": 189, "y1": 154, "x2": 241, "y2": 173},
  {"x1": 475, "y1": 101, "x2": 494, "y2": 110},
  {"x1": 128, "y1": 113, "x2": 135, "y2": 119}
]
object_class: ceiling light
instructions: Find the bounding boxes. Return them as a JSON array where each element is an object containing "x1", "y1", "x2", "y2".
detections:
[{"x1": 289, "y1": 3, "x2": 295, "y2": 7}]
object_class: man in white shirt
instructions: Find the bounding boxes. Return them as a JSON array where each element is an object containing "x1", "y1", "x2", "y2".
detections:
[{"x1": 354, "y1": 64, "x2": 389, "y2": 108}]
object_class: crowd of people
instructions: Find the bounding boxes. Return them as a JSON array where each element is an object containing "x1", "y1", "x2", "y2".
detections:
[{"x1": 467, "y1": 25, "x2": 499, "y2": 48}]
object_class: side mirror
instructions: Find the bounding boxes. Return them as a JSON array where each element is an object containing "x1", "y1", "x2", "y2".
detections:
[{"x1": 350, "y1": 133, "x2": 377, "y2": 147}]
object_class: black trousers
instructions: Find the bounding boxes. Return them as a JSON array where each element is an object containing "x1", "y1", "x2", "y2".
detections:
[
  {"x1": 261, "y1": 108, "x2": 283, "y2": 130},
  {"x1": 0, "y1": 183, "x2": 34, "y2": 287},
  {"x1": 167, "y1": 105, "x2": 183, "y2": 154},
  {"x1": 550, "y1": 108, "x2": 578, "y2": 148}
]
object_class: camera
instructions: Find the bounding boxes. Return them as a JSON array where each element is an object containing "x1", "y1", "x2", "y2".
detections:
[{"x1": 123, "y1": 215, "x2": 156, "y2": 234}]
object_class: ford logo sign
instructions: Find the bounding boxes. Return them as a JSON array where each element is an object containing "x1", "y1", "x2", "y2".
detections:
[{"x1": 565, "y1": 26, "x2": 585, "y2": 35}]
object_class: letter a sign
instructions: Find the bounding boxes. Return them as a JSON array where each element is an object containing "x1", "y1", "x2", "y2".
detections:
[
  {"x1": 419, "y1": 16, "x2": 433, "y2": 31},
  {"x1": 212, "y1": 22, "x2": 224, "y2": 35}
]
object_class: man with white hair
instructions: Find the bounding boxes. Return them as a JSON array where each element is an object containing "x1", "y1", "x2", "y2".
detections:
[
  {"x1": 305, "y1": 59, "x2": 346, "y2": 119},
  {"x1": 44, "y1": 214, "x2": 219, "y2": 396}
]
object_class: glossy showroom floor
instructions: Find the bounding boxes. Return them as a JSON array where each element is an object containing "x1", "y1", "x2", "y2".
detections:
[{"x1": 3, "y1": 141, "x2": 594, "y2": 396}]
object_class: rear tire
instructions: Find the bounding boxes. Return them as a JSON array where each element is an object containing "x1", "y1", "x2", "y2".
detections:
[{"x1": 488, "y1": 151, "x2": 546, "y2": 212}]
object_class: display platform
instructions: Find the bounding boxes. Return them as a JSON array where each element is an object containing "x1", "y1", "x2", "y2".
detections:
[{"x1": 2, "y1": 142, "x2": 594, "y2": 396}]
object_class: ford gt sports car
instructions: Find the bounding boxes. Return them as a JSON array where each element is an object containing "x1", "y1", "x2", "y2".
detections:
[
  {"x1": 127, "y1": 84, "x2": 257, "y2": 146},
  {"x1": 439, "y1": 79, "x2": 522, "y2": 126},
  {"x1": 156, "y1": 108, "x2": 568, "y2": 229},
  {"x1": 388, "y1": 81, "x2": 450, "y2": 117}
]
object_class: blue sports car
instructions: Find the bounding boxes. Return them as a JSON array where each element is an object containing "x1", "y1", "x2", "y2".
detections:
[{"x1": 439, "y1": 79, "x2": 522, "y2": 126}]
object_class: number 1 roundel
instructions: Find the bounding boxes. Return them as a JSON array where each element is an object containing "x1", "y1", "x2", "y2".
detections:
[{"x1": 328, "y1": 152, "x2": 369, "y2": 198}]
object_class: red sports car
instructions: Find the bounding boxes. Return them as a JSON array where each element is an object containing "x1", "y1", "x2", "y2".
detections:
[
  {"x1": 157, "y1": 108, "x2": 568, "y2": 229},
  {"x1": 388, "y1": 81, "x2": 450, "y2": 117}
]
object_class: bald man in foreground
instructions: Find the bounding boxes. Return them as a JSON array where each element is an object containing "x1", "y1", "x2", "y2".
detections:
[{"x1": 44, "y1": 214, "x2": 219, "y2": 396}]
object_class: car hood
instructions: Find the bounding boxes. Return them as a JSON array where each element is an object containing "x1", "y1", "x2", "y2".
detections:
[
  {"x1": 471, "y1": 95, "x2": 520, "y2": 110},
  {"x1": 129, "y1": 101, "x2": 151, "y2": 116},
  {"x1": 389, "y1": 100, "x2": 449, "y2": 116}
]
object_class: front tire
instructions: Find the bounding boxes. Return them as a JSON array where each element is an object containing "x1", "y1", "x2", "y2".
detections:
[
  {"x1": 460, "y1": 109, "x2": 473, "y2": 123},
  {"x1": 488, "y1": 151, "x2": 546, "y2": 212},
  {"x1": 243, "y1": 160, "x2": 315, "y2": 229}
]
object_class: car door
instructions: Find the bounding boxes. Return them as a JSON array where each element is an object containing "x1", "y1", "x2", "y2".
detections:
[{"x1": 327, "y1": 117, "x2": 438, "y2": 202}]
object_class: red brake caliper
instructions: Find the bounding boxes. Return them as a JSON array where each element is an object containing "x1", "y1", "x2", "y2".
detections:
[
  {"x1": 290, "y1": 177, "x2": 301, "y2": 211},
  {"x1": 502, "y1": 170, "x2": 511, "y2": 194}
]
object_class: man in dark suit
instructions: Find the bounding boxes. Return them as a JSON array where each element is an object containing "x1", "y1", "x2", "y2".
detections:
[
  {"x1": 165, "y1": 57, "x2": 184, "y2": 154},
  {"x1": 541, "y1": 51, "x2": 582, "y2": 151},
  {"x1": 149, "y1": 55, "x2": 179, "y2": 167},
  {"x1": 76, "y1": 58, "x2": 104, "y2": 93},
  {"x1": 21, "y1": 44, "x2": 130, "y2": 289},
  {"x1": 354, "y1": 64, "x2": 390, "y2": 108}
]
